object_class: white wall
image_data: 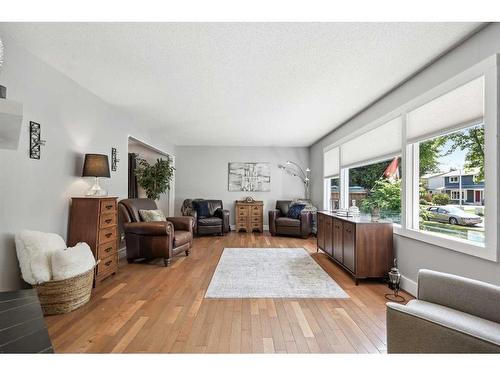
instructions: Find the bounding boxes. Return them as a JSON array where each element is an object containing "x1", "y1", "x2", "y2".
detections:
[
  {"x1": 174, "y1": 146, "x2": 309, "y2": 227},
  {"x1": 0, "y1": 34, "x2": 175, "y2": 291},
  {"x1": 309, "y1": 23, "x2": 500, "y2": 290}
]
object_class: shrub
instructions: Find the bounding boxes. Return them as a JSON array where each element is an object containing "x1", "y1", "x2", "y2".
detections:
[{"x1": 432, "y1": 193, "x2": 450, "y2": 205}]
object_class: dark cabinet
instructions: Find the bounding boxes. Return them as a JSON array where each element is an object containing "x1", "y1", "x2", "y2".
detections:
[
  {"x1": 332, "y1": 218, "x2": 343, "y2": 263},
  {"x1": 324, "y1": 215, "x2": 333, "y2": 256},
  {"x1": 343, "y1": 222, "x2": 355, "y2": 273},
  {"x1": 316, "y1": 211, "x2": 393, "y2": 284}
]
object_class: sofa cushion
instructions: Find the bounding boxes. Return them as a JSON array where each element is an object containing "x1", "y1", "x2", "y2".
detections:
[
  {"x1": 192, "y1": 200, "x2": 210, "y2": 218},
  {"x1": 276, "y1": 217, "x2": 300, "y2": 227},
  {"x1": 139, "y1": 209, "x2": 166, "y2": 222},
  {"x1": 276, "y1": 201, "x2": 291, "y2": 216},
  {"x1": 287, "y1": 203, "x2": 306, "y2": 219},
  {"x1": 198, "y1": 217, "x2": 223, "y2": 226},
  {"x1": 174, "y1": 230, "x2": 192, "y2": 247},
  {"x1": 401, "y1": 299, "x2": 500, "y2": 346}
]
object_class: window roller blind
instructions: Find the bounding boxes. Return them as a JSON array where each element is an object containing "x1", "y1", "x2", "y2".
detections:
[
  {"x1": 407, "y1": 76, "x2": 484, "y2": 142},
  {"x1": 340, "y1": 116, "x2": 402, "y2": 168},
  {"x1": 323, "y1": 146, "x2": 340, "y2": 178}
]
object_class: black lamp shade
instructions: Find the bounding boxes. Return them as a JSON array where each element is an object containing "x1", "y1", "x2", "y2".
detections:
[{"x1": 82, "y1": 154, "x2": 111, "y2": 178}]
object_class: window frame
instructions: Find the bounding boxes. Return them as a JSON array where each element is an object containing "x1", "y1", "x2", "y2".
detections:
[{"x1": 323, "y1": 54, "x2": 498, "y2": 262}]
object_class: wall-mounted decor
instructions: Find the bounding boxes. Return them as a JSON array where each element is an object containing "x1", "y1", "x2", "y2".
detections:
[
  {"x1": 228, "y1": 162, "x2": 270, "y2": 192},
  {"x1": 29, "y1": 121, "x2": 46, "y2": 159},
  {"x1": 111, "y1": 147, "x2": 119, "y2": 171}
]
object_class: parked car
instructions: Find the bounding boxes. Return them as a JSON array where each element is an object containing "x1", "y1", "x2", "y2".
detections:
[{"x1": 426, "y1": 206, "x2": 483, "y2": 226}]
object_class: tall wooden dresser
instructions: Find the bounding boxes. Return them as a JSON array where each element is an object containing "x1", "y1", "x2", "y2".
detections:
[
  {"x1": 68, "y1": 197, "x2": 119, "y2": 286},
  {"x1": 235, "y1": 200, "x2": 264, "y2": 233}
]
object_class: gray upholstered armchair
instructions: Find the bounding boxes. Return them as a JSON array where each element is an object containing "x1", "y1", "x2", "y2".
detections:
[{"x1": 387, "y1": 269, "x2": 500, "y2": 353}]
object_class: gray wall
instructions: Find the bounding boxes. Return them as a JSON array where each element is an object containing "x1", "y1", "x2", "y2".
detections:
[
  {"x1": 0, "y1": 34, "x2": 175, "y2": 291},
  {"x1": 309, "y1": 23, "x2": 500, "y2": 289},
  {"x1": 174, "y1": 146, "x2": 309, "y2": 227}
]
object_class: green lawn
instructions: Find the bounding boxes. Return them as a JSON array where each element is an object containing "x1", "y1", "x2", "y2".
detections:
[{"x1": 420, "y1": 220, "x2": 484, "y2": 244}]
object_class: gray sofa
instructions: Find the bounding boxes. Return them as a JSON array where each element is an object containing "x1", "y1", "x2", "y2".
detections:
[{"x1": 387, "y1": 269, "x2": 500, "y2": 353}]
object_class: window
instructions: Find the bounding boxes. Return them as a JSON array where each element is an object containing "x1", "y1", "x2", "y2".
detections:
[
  {"x1": 328, "y1": 177, "x2": 340, "y2": 210},
  {"x1": 416, "y1": 124, "x2": 485, "y2": 245},
  {"x1": 347, "y1": 157, "x2": 401, "y2": 224}
]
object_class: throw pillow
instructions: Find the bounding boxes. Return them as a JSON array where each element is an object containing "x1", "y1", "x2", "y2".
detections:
[
  {"x1": 192, "y1": 200, "x2": 210, "y2": 218},
  {"x1": 287, "y1": 203, "x2": 306, "y2": 219},
  {"x1": 51, "y1": 242, "x2": 96, "y2": 281},
  {"x1": 15, "y1": 230, "x2": 67, "y2": 285},
  {"x1": 139, "y1": 209, "x2": 167, "y2": 222}
]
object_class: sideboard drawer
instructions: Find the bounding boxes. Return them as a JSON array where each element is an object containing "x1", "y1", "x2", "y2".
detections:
[
  {"x1": 96, "y1": 254, "x2": 118, "y2": 278},
  {"x1": 100, "y1": 200, "x2": 117, "y2": 214},
  {"x1": 99, "y1": 213, "x2": 116, "y2": 228},
  {"x1": 97, "y1": 240, "x2": 118, "y2": 259},
  {"x1": 98, "y1": 226, "x2": 117, "y2": 244}
]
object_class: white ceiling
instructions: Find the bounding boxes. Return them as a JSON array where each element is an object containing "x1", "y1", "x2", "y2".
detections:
[{"x1": 0, "y1": 23, "x2": 483, "y2": 146}]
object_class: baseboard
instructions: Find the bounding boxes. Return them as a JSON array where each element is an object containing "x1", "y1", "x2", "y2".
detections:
[{"x1": 400, "y1": 274, "x2": 417, "y2": 297}]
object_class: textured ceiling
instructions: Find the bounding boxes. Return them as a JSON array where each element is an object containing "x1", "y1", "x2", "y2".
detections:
[{"x1": 0, "y1": 23, "x2": 483, "y2": 146}]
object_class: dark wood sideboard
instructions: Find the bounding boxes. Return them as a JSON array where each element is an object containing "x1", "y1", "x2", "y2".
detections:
[
  {"x1": 317, "y1": 211, "x2": 393, "y2": 284},
  {"x1": 68, "y1": 197, "x2": 119, "y2": 286}
]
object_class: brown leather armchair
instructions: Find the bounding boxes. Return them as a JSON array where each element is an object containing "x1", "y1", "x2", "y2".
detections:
[
  {"x1": 269, "y1": 200, "x2": 312, "y2": 239},
  {"x1": 118, "y1": 198, "x2": 194, "y2": 266},
  {"x1": 181, "y1": 199, "x2": 230, "y2": 236}
]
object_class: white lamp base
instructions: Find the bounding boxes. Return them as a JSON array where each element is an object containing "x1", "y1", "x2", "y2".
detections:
[{"x1": 85, "y1": 177, "x2": 108, "y2": 197}]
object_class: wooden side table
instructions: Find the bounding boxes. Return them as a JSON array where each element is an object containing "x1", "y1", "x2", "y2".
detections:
[
  {"x1": 68, "y1": 197, "x2": 119, "y2": 286},
  {"x1": 235, "y1": 200, "x2": 264, "y2": 233}
]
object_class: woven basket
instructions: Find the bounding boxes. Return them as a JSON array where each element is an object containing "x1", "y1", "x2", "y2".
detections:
[{"x1": 34, "y1": 264, "x2": 97, "y2": 316}]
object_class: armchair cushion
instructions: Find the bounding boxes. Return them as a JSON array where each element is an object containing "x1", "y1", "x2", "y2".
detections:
[
  {"x1": 276, "y1": 200, "x2": 291, "y2": 216},
  {"x1": 139, "y1": 209, "x2": 167, "y2": 222},
  {"x1": 124, "y1": 221, "x2": 173, "y2": 236},
  {"x1": 287, "y1": 204, "x2": 305, "y2": 219},
  {"x1": 198, "y1": 217, "x2": 223, "y2": 226},
  {"x1": 275, "y1": 217, "x2": 300, "y2": 227}
]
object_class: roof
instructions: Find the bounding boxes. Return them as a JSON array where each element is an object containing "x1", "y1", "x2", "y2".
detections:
[
  {"x1": 442, "y1": 167, "x2": 480, "y2": 177},
  {"x1": 421, "y1": 172, "x2": 446, "y2": 179}
]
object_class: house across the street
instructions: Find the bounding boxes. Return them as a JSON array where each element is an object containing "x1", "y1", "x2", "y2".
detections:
[{"x1": 422, "y1": 168, "x2": 484, "y2": 205}]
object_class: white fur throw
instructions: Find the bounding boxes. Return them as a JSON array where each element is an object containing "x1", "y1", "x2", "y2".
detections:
[
  {"x1": 15, "y1": 230, "x2": 67, "y2": 285},
  {"x1": 51, "y1": 242, "x2": 96, "y2": 281}
]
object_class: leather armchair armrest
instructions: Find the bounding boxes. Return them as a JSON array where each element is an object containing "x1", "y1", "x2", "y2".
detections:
[
  {"x1": 268, "y1": 209, "x2": 280, "y2": 236},
  {"x1": 123, "y1": 221, "x2": 173, "y2": 236},
  {"x1": 213, "y1": 208, "x2": 230, "y2": 232},
  {"x1": 167, "y1": 216, "x2": 194, "y2": 233},
  {"x1": 299, "y1": 211, "x2": 312, "y2": 238},
  {"x1": 183, "y1": 209, "x2": 198, "y2": 233}
]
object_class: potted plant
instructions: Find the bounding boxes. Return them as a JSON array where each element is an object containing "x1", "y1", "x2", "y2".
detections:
[{"x1": 134, "y1": 156, "x2": 175, "y2": 200}]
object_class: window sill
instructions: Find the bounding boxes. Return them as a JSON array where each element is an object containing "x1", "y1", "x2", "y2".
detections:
[{"x1": 392, "y1": 225, "x2": 497, "y2": 262}]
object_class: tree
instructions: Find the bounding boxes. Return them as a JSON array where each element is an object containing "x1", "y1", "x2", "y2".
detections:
[
  {"x1": 445, "y1": 125, "x2": 484, "y2": 182},
  {"x1": 432, "y1": 193, "x2": 450, "y2": 205},
  {"x1": 419, "y1": 135, "x2": 448, "y2": 175},
  {"x1": 135, "y1": 156, "x2": 175, "y2": 200},
  {"x1": 360, "y1": 179, "x2": 401, "y2": 212},
  {"x1": 349, "y1": 159, "x2": 399, "y2": 189}
]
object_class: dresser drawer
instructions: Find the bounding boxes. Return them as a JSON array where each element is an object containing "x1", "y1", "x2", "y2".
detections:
[
  {"x1": 99, "y1": 213, "x2": 116, "y2": 228},
  {"x1": 237, "y1": 207, "x2": 248, "y2": 215},
  {"x1": 251, "y1": 216, "x2": 261, "y2": 223},
  {"x1": 99, "y1": 226, "x2": 117, "y2": 244},
  {"x1": 100, "y1": 200, "x2": 117, "y2": 214},
  {"x1": 97, "y1": 240, "x2": 117, "y2": 259},
  {"x1": 96, "y1": 254, "x2": 118, "y2": 278}
]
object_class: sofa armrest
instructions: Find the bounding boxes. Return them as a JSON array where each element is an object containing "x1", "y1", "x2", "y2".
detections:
[
  {"x1": 268, "y1": 209, "x2": 280, "y2": 235},
  {"x1": 123, "y1": 221, "x2": 173, "y2": 236},
  {"x1": 167, "y1": 216, "x2": 194, "y2": 232},
  {"x1": 299, "y1": 211, "x2": 312, "y2": 237},
  {"x1": 417, "y1": 269, "x2": 500, "y2": 324}
]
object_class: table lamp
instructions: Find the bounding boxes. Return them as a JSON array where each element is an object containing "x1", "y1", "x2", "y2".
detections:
[{"x1": 82, "y1": 153, "x2": 110, "y2": 196}]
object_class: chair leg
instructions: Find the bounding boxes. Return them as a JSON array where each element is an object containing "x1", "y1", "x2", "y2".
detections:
[
  {"x1": 163, "y1": 258, "x2": 171, "y2": 267},
  {"x1": 185, "y1": 249, "x2": 190, "y2": 256},
  {"x1": 127, "y1": 259, "x2": 134, "y2": 264}
]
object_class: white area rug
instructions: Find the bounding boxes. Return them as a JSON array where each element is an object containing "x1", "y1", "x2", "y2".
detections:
[{"x1": 205, "y1": 248, "x2": 349, "y2": 298}]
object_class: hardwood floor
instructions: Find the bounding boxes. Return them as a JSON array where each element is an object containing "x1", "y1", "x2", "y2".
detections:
[{"x1": 44, "y1": 232, "x2": 410, "y2": 353}]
